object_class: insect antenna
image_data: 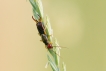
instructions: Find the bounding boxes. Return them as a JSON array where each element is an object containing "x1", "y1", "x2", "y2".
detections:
[{"x1": 52, "y1": 46, "x2": 68, "y2": 49}]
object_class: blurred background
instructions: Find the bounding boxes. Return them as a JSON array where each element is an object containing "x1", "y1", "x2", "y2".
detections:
[{"x1": 0, "y1": 0, "x2": 106, "y2": 71}]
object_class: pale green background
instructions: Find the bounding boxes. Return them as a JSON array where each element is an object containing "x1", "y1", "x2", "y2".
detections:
[{"x1": 0, "y1": 0, "x2": 106, "y2": 71}]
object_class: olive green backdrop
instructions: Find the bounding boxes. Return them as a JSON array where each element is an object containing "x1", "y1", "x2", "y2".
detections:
[{"x1": 0, "y1": 0, "x2": 106, "y2": 71}]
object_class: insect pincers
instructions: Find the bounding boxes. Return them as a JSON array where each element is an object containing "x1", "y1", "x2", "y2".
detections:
[{"x1": 32, "y1": 16, "x2": 45, "y2": 35}]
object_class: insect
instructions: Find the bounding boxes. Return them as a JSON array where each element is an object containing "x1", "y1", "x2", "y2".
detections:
[
  {"x1": 32, "y1": 16, "x2": 45, "y2": 35},
  {"x1": 32, "y1": 16, "x2": 66, "y2": 49},
  {"x1": 32, "y1": 16, "x2": 52, "y2": 49}
]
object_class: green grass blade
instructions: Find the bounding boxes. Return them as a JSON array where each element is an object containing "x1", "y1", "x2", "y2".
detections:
[
  {"x1": 53, "y1": 39, "x2": 60, "y2": 66},
  {"x1": 62, "y1": 62, "x2": 66, "y2": 71},
  {"x1": 47, "y1": 54, "x2": 59, "y2": 71},
  {"x1": 29, "y1": 0, "x2": 43, "y2": 20},
  {"x1": 29, "y1": 0, "x2": 66, "y2": 71}
]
